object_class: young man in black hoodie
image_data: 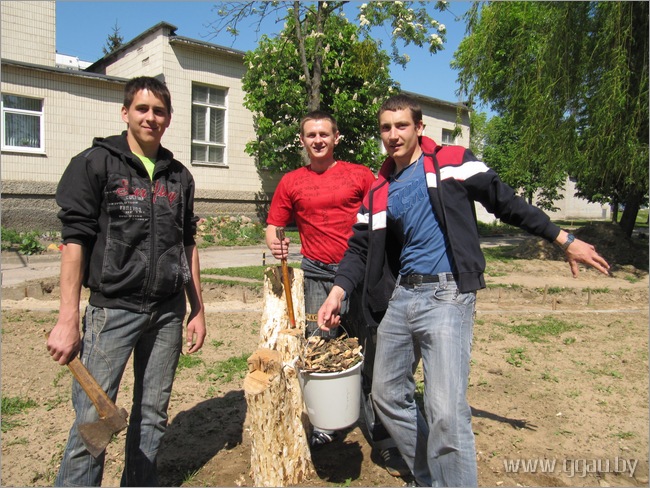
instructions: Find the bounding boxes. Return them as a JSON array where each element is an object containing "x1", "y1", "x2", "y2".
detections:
[
  {"x1": 318, "y1": 94, "x2": 610, "y2": 486},
  {"x1": 47, "y1": 76, "x2": 206, "y2": 486}
]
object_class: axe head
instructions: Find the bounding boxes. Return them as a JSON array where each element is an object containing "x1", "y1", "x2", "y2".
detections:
[{"x1": 78, "y1": 407, "x2": 128, "y2": 458}]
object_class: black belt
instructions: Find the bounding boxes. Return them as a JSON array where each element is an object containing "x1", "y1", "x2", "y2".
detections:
[{"x1": 400, "y1": 273, "x2": 455, "y2": 285}]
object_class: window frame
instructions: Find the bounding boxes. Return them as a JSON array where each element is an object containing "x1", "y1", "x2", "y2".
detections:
[
  {"x1": 1, "y1": 94, "x2": 45, "y2": 154},
  {"x1": 191, "y1": 84, "x2": 228, "y2": 167},
  {"x1": 441, "y1": 128, "x2": 455, "y2": 146}
]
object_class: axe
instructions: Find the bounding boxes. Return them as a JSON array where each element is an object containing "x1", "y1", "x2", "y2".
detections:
[{"x1": 65, "y1": 354, "x2": 129, "y2": 458}]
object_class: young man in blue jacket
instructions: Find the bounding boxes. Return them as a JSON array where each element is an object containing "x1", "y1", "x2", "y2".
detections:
[
  {"x1": 47, "y1": 76, "x2": 206, "y2": 486},
  {"x1": 318, "y1": 94, "x2": 610, "y2": 486}
]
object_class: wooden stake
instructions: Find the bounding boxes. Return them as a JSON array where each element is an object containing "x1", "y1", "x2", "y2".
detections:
[{"x1": 275, "y1": 226, "x2": 296, "y2": 327}]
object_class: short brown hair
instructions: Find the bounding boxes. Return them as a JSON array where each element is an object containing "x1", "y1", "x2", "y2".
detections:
[
  {"x1": 378, "y1": 94, "x2": 422, "y2": 125},
  {"x1": 123, "y1": 76, "x2": 173, "y2": 114},
  {"x1": 299, "y1": 110, "x2": 338, "y2": 135}
]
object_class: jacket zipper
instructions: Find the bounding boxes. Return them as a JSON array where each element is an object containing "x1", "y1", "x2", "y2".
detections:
[{"x1": 142, "y1": 172, "x2": 157, "y2": 312}]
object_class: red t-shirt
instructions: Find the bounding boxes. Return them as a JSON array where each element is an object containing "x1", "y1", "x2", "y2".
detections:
[{"x1": 267, "y1": 160, "x2": 376, "y2": 264}]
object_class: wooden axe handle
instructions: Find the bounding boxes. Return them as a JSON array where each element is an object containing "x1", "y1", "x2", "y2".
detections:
[
  {"x1": 275, "y1": 227, "x2": 296, "y2": 327},
  {"x1": 67, "y1": 356, "x2": 122, "y2": 420}
]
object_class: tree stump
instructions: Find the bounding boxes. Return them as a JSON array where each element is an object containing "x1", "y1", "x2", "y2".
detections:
[{"x1": 244, "y1": 267, "x2": 314, "y2": 486}]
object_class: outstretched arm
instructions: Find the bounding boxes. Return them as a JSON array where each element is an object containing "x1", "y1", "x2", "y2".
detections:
[
  {"x1": 184, "y1": 244, "x2": 206, "y2": 353},
  {"x1": 555, "y1": 230, "x2": 610, "y2": 277}
]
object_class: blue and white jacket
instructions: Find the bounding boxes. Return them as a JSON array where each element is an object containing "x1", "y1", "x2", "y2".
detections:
[{"x1": 334, "y1": 136, "x2": 561, "y2": 327}]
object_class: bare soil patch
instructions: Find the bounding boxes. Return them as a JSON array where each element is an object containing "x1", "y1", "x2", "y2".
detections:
[{"x1": 1, "y1": 225, "x2": 648, "y2": 487}]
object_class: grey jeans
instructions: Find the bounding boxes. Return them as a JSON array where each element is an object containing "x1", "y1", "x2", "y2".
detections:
[{"x1": 55, "y1": 294, "x2": 185, "y2": 487}]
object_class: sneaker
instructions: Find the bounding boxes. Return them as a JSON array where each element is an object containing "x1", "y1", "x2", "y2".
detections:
[
  {"x1": 310, "y1": 430, "x2": 338, "y2": 448},
  {"x1": 381, "y1": 447, "x2": 411, "y2": 477}
]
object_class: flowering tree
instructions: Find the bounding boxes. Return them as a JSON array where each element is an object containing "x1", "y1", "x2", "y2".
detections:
[
  {"x1": 209, "y1": 1, "x2": 449, "y2": 171},
  {"x1": 242, "y1": 12, "x2": 394, "y2": 171}
]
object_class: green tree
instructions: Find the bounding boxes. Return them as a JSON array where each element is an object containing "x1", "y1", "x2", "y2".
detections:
[
  {"x1": 242, "y1": 12, "x2": 394, "y2": 171},
  {"x1": 577, "y1": 2, "x2": 649, "y2": 234},
  {"x1": 482, "y1": 114, "x2": 563, "y2": 210},
  {"x1": 210, "y1": 1, "x2": 449, "y2": 171},
  {"x1": 453, "y1": 2, "x2": 648, "y2": 237},
  {"x1": 102, "y1": 21, "x2": 124, "y2": 55}
]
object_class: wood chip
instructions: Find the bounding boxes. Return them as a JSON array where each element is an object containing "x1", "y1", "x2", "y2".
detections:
[{"x1": 298, "y1": 335, "x2": 363, "y2": 373}]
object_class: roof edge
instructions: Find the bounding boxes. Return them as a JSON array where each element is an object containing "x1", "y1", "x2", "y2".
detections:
[
  {"x1": 85, "y1": 21, "x2": 179, "y2": 72},
  {"x1": 1, "y1": 58, "x2": 128, "y2": 83}
]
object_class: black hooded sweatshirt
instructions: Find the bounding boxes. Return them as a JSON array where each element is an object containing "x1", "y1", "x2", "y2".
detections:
[{"x1": 56, "y1": 131, "x2": 198, "y2": 313}]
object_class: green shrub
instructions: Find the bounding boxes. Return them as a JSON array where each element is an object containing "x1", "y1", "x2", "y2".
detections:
[
  {"x1": 19, "y1": 232, "x2": 45, "y2": 255},
  {"x1": 197, "y1": 215, "x2": 265, "y2": 246},
  {"x1": 1, "y1": 227, "x2": 45, "y2": 255}
]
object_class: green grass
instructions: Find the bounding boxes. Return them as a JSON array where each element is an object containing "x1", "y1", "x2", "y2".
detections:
[
  {"x1": 201, "y1": 277, "x2": 263, "y2": 288},
  {"x1": 582, "y1": 287, "x2": 610, "y2": 294},
  {"x1": 177, "y1": 353, "x2": 204, "y2": 371},
  {"x1": 202, "y1": 263, "x2": 301, "y2": 281},
  {"x1": 536, "y1": 286, "x2": 570, "y2": 294},
  {"x1": 1, "y1": 396, "x2": 38, "y2": 432},
  {"x1": 587, "y1": 367, "x2": 623, "y2": 379},
  {"x1": 505, "y1": 346, "x2": 529, "y2": 367},
  {"x1": 476, "y1": 221, "x2": 523, "y2": 236},
  {"x1": 610, "y1": 431, "x2": 635, "y2": 440},
  {"x1": 497, "y1": 316, "x2": 584, "y2": 343},
  {"x1": 486, "y1": 283, "x2": 523, "y2": 290},
  {"x1": 203, "y1": 353, "x2": 251, "y2": 383},
  {"x1": 483, "y1": 245, "x2": 518, "y2": 263},
  {"x1": 284, "y1": 229, "x2": 301, "y2": 244},
  {"x1": 203, "y1": 265, "x2": 267, "y2": 280}
]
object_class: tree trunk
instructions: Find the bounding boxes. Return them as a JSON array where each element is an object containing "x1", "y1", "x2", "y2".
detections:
[
  {"x1": 244, "y1": 267, "x2": 314, "y2": 486},
  {"x1": 619, "y1": 193, "x2": 642, "y2": 238}
]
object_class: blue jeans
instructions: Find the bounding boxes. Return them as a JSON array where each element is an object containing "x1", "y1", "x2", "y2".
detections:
[
  {"x1": 372, "y1": 274, "x2": 477, "y2": 487},
  {"x1": 55, "y1": 294, "x2": 185, "y2": 487}
]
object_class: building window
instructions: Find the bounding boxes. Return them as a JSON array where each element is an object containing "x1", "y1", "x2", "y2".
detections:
[
  {"x1": 191, "y1": 84, "x2": 226, "y2": 166},
  {"x1": 441, "y1": 128, "x2": 455, "y2": 146},
  {"x1": 1, "y1": 95, "x2": 44, "y2": 153}
]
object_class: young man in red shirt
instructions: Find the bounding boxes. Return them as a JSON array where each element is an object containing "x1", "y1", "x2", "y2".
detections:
[{"x1": 266, "y1": 110, "x2": 409, "y2": 477}]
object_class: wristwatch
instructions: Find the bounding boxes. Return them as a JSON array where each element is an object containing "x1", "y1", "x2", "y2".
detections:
[{"x1": 560, "y1": 233, "x2": 575, "y2": 251}]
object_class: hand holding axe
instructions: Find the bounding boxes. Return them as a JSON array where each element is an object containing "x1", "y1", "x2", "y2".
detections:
[
  {"x1": 48, "y1": 329, "x2": 129, "y2": 458},
  {"x1": 65, "y1": 355, "x2": 129, "y2": 457},
  {"x1": 275, "y1": 226, "x2": 296, "y2": 327}
]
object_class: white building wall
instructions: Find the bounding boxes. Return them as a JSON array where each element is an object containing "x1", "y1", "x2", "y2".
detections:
[
  {"x1": 421, "y1": 104, "x2": 470, "y2": 147},
  {"x1": 163, "y1": 43, "x2": 262, "y2": 193},
  {"x1": 1, "y1": 1, "x2": 56, "y2": 66},
  {"x1": 1, "y1": 66, "x2": 124, "y2": 183},
  {"x1": 95, "y1": 29, "x2": 269, "y2": 195},
  {"x1": 102, "y1": 31, "x2": 167, "y2": 79},
  {"x1": 474, "y1": 177, "x2": 609, "y2": 224}
]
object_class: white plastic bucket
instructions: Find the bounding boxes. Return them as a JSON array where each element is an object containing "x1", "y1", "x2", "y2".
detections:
[{"x1": 298, "y1": 359, "x2": 363, "y2": 431}]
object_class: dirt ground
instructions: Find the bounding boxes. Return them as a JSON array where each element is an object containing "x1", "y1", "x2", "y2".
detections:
[{"x1": 1, "y1": 223, "x2": 648, "y2": 487}]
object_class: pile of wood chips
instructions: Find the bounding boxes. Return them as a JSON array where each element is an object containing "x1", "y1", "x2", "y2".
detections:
[{"x1": 298, "y1": 335, "x2": 363, "y2": 373}]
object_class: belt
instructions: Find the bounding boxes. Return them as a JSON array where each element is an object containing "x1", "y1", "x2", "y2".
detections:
[{"x1": 400, "y1": 273, "x2": 455, "y2": 286}]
